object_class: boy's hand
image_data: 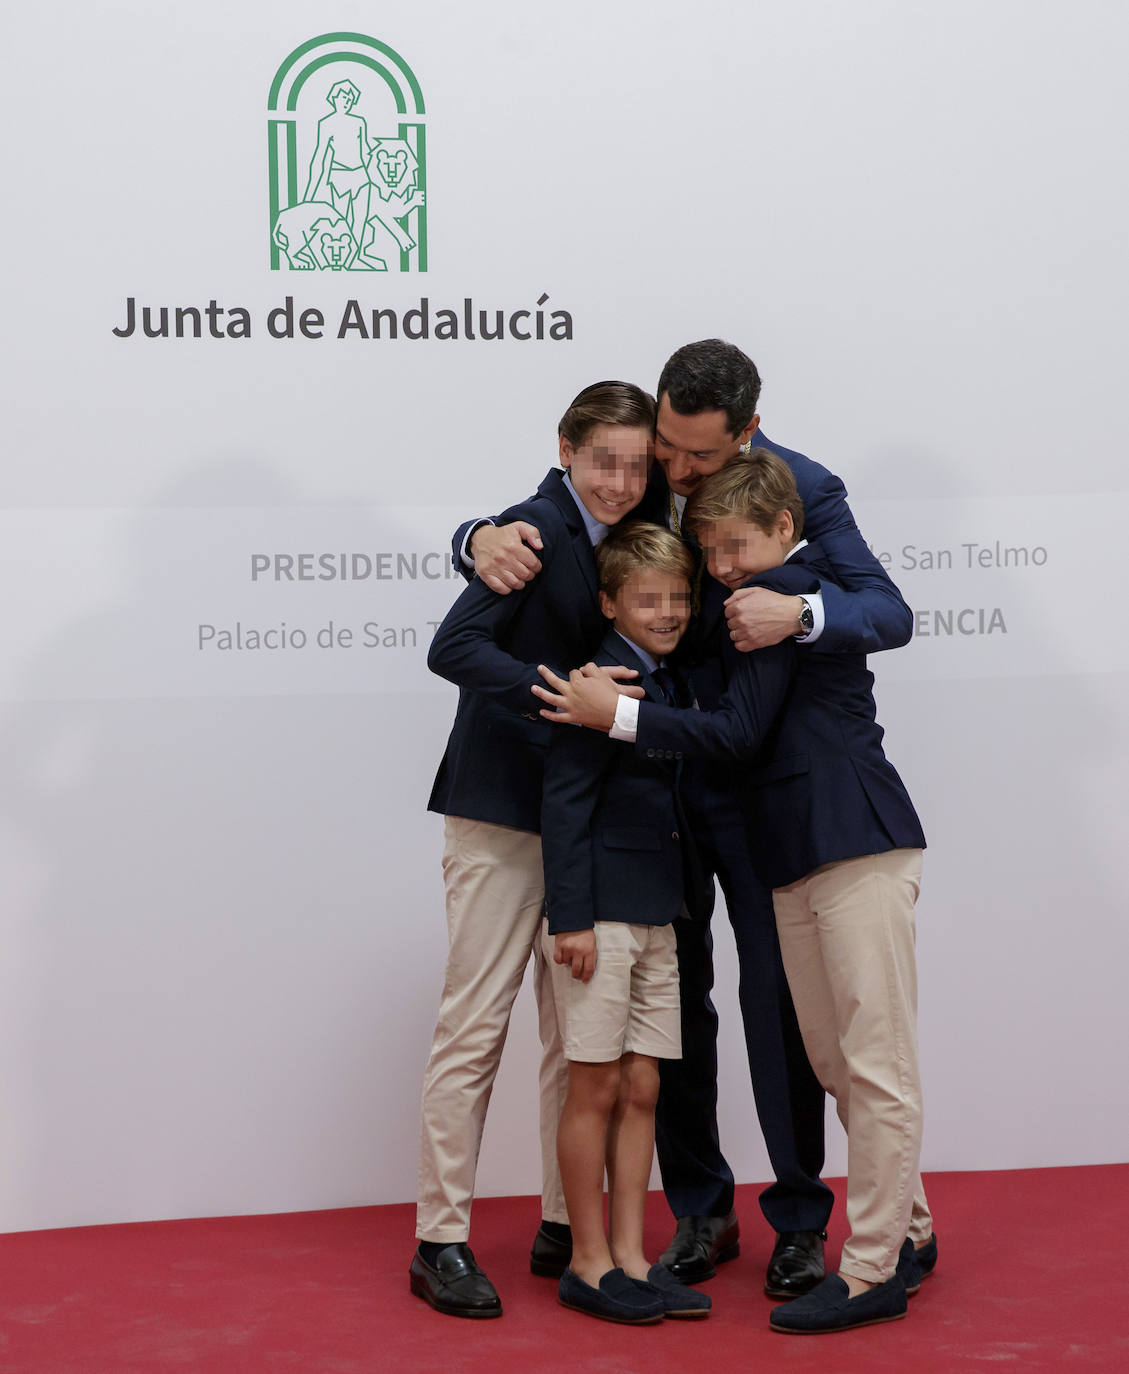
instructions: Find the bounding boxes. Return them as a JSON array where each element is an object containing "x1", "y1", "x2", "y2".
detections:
[
  {"x1": 533, "y1": 663, "x2": 622, "y2": 729},
  {"x1": 555, "y1": 929, "x2": 597, "y2": 982},
  {"x1": 470, "y1": 522, "x2": 543, "y2": 594},
  {"x1": 725, "y1": 587, "x2": 804, "y2": 651}
]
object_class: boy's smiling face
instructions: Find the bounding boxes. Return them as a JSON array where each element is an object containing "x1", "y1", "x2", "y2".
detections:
[
  {"x1": 560, "y1": 424, "x2": 651, "y2": 525},
  {"x1": 600, "y1": 570, "x2": 691, "y2": 660},
  {"x1": 698, "y1": 513, "x2": 794, "y2": 590}
]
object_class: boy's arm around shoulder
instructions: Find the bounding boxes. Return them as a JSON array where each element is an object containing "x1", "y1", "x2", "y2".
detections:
[
  {"x1": 429, "y1": 498, "x2": 560, "y2": 717},
  {"x1": 541, "y1": 724, "x2": 619, "y2": 935},
  {"x1": 797, "y1": 466, "x2": 912, "y2": 654},
  {"x1": 635, "y1": 636, "x2": 797, "y2": 766}
]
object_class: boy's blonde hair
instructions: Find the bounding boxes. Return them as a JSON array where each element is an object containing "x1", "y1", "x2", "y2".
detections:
[
  {"x1": 685, "y1": 449, "x2": 805, "y2": 539},
  {"x1": 595, "y1": 520, "x2": 694, "y2": 599}
]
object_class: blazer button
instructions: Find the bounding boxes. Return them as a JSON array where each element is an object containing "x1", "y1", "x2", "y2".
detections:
[
  {"x1": 675, "y1": 752, "x2": 683, "y2": 760},
  {"x1": 672, "y1": 831, "x2": 679, "y2": 841},
  {"x1": 645, "y1": 748, "x2": 655, "y2": 758}
]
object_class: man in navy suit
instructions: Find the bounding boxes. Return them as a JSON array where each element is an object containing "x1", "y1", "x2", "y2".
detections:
[
  {"x1": 532, "y1": 449, "x2": 936, "y2": 1334},
  {"x1": 464, "y1": 340, "x2": 912, "y2": 1298}
]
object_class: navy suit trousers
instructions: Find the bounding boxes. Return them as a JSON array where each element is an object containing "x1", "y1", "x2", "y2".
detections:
[{"x1": 655, "y1": 784, "x2": 833, "y2": 1233}]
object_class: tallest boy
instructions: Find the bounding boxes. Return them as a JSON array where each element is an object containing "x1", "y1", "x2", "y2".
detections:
[{"x1": 465, "y1": 340, "x2": 912, "y2": 1297}]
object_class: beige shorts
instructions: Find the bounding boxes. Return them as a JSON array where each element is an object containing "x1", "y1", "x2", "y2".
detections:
[{"x1": 542, "y1": 919, "x2": 681, "y2": 1063}]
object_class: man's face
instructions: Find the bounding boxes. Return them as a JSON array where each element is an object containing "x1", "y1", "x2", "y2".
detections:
[
  {"x1": 698, "y1": 516, "x2": 791, "y2": 591},
  {"x1": 560, "y1": 424, "x2": 651, "y2": 525},
  {"x1": 654, "y1": 396, "x2": 758, "y2": 498},
  {"x1": 600, "y1": 571, "x2": 691, "y2": 659}
]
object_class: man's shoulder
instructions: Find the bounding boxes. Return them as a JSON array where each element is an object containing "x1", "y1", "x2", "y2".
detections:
[{"x1": 754, "y1": 429, "x2": 839, "y2": 494}]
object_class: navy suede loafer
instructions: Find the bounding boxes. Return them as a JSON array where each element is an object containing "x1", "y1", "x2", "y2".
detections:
[
  {"x1": 640, "y1": 1264, "x2": 712, "y2": 1318},
  {"x1": 769, "y1": 1272, "x2": 907, "y2": 1334},
  {"x1": 897, "y1": 1233, "x2": 938, "y2": 1296},
  {"x1": 558, "y1": 1267, "x2": 664, "y2": 1324}
]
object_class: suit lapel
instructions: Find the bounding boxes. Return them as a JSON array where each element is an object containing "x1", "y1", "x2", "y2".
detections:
[
  {"x1": 601, "y1": 631, "x2": 665, "y2": 705},
  {"x1": 539, "y1": 470, "x2": 599, "y2": 608}
]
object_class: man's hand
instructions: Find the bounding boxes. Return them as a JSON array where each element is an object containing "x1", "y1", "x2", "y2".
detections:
[
  {"x1": 532, "y1": 663, "x2": 624, "y2": 729},
  {"x1": 725, "y1": 587, "x2": 805, "y2": 652},
  {"x1": 469, "y1": 522, "x2": 543, "y2": 594},
  {"x1": 554, "y1": 929, "x2": 597, "y2": 982}
]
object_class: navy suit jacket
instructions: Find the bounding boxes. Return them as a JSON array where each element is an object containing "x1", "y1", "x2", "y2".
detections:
[
  {"x1": 635, "y1": 542, "x2": 926, "y2": 890},
  {"x1": 541, "y1": 633, "x2": 712, "y2": 934},
  {"x1": 428, "y1": 469, "x2": 610, "y2": 832}
]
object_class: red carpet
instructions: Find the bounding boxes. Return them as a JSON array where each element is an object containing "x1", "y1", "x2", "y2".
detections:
[{"x1": 1, "y1": 1165, "x2": 1125, "y2": 1373}]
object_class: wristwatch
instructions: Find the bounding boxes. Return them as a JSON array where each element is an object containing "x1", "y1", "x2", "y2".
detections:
[{"x1": 795, "y1": 596, "x2": 814, "y2": 639}]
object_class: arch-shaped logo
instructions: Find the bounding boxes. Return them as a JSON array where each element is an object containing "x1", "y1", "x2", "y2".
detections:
[{"x1": 267, "y1": 33, "x2": 427, "y2": 273}]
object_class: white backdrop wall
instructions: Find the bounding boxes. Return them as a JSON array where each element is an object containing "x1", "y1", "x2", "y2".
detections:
[{"x1": 2, "y1": 0, "x2": 1127, "y2": 1233}]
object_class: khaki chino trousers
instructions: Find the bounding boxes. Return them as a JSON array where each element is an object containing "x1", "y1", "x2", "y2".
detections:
[
  {"x1": 773, "y1": 848, "x2": 934, "y2": 1284},
  {"x1": 416, "y1": 816, "x2": 570, "y2": 1242}
]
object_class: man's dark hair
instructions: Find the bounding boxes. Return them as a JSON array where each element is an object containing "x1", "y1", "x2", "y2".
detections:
[{"x1": 656, "y1": 339, "x2": 762, "y2": 437}]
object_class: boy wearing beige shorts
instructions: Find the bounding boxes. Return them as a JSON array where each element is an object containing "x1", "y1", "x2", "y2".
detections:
[{"x1": 539, "y1": 522, "x2": 712, "y2": 1325}]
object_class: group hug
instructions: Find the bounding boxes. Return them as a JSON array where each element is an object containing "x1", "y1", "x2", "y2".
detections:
[{"x1": 409, "y1": 340, "x2": 937, "y2": 1334}]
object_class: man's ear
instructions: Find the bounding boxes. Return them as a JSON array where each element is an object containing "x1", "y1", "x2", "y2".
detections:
[
  {"x1": 559, "y1": 434, "x2": 574, "y2": 470},
  {"x1": 598, "y1": 590, "x2": 616, "y2": 621},
  {"x1": 738, "y1": 413, "x2": 761, "y2": 447}
]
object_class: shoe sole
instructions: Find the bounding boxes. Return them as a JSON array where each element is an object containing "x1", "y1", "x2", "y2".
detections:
[
  {"x1": 666, "y1": 1239, "x2": 740, "y2": 1285},
  {"x1": 770, "y1": 1309, "x2": 907, "y2": 1334},
  {"x1": 559, "y1": 1296, "x2": 663, "y2": 1325},
  {"x1": 663, "y1": 1307, "x2": 711, "y2": 1319},
  {"x1": 409, "y1": 1273, "x2": 503, "y2": 1319}
]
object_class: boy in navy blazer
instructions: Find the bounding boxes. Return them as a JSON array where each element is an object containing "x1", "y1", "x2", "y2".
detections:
[
  {"x1": 541, "y1": 521, "x2": 711, "y2": 1324},
  {"x1": 411, "y1": 382, "x2": 657, "y2": 1321},
  {"x1": 533, "y1": 451, "x2": 937, "y2": 1334}
]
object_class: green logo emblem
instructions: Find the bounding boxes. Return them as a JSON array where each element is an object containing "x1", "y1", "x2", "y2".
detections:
[{"x1": 268, "y1": 33, "x2": 427, "y2": 272}]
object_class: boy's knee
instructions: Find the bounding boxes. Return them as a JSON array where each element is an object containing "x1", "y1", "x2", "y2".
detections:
[
  {"x1": 620, "y1": 1054, "x2": 660, "y2": 1111},
  {"x1": 569, "y1": 1059, "x2": 621, "y2": 1114}
]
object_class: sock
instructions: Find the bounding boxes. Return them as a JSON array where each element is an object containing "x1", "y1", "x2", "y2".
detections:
[
  {"x1": 540, "y1": 1220, "x2": 572, "y2": 1245},
  {"x1": 418, "y1": 1240, "x2": 455, "y2": 1265}
]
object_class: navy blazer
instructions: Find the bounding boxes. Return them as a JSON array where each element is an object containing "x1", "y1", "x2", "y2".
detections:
[
  {"x1": 541, "y1": 633, "x2": 712, "y2": 934},
  {"x1": 428, "y1": 469, "x2": 611, "y2": 832},
  {"x1": 635, "y1": 542, "x2": 926, "y2": 890}
]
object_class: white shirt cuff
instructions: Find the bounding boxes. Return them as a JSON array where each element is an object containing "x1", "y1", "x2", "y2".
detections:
[
  {"x1": 797, "y1": 589, "x2": 826, "y2": 644},
  {"x1": 459, "y1": 518, "x2": 494, "y2": 571},
  {"x1": 610, "y1": 695, "x2": 640, "y2": 742}
]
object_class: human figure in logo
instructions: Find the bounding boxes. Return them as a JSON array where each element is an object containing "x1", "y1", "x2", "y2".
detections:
[{"x1": 304, "y1": 80, "x2": 387, "y2": 271}]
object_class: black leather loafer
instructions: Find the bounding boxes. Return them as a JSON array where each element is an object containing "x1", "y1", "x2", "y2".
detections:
[
  {"x1": 530, "y1": 1224, "x2": 572, "y2": 1278},
  {"x1": 658, "y1": 1211, "x2": 740, "y2": 1283},
  {"x1": 770, "y1": 1272, "x2": 907, "y2": 1334},
  {"x1": 897, "y1": 1232, "x2": 938, "y2": 1296},
  {"x1": 764, "y1": 1229, "x2": 827, "y2": 1298},
  {"x1": 409, "y1": 1243, "x2": 503, "y2": 1319}
]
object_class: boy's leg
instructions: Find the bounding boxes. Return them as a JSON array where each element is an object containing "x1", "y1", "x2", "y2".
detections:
[
  {"x1": 557, "y1": 1058, "x2": 621, "y2": 1286},
  {"x1": 416, "y1": 817, "x2": 545, "y2": 1242},
  {"x1": 777, "y1": 850, "x2": 927, "y2": 1287},
  {"x1": 607, "y1": 1051, "x2": 660, "y2": 1280},
  {"x1": 532, "y1": 936, "x2": 571, "y2": 1227}
]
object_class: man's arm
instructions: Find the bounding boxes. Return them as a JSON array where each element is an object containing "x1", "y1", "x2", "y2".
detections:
[
  {"x1": 726, "y1": 465, "x2": 912, "y2": 654},
  {"x1": 451, "y1": 514, "x2": 543, "y2": 592}
]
